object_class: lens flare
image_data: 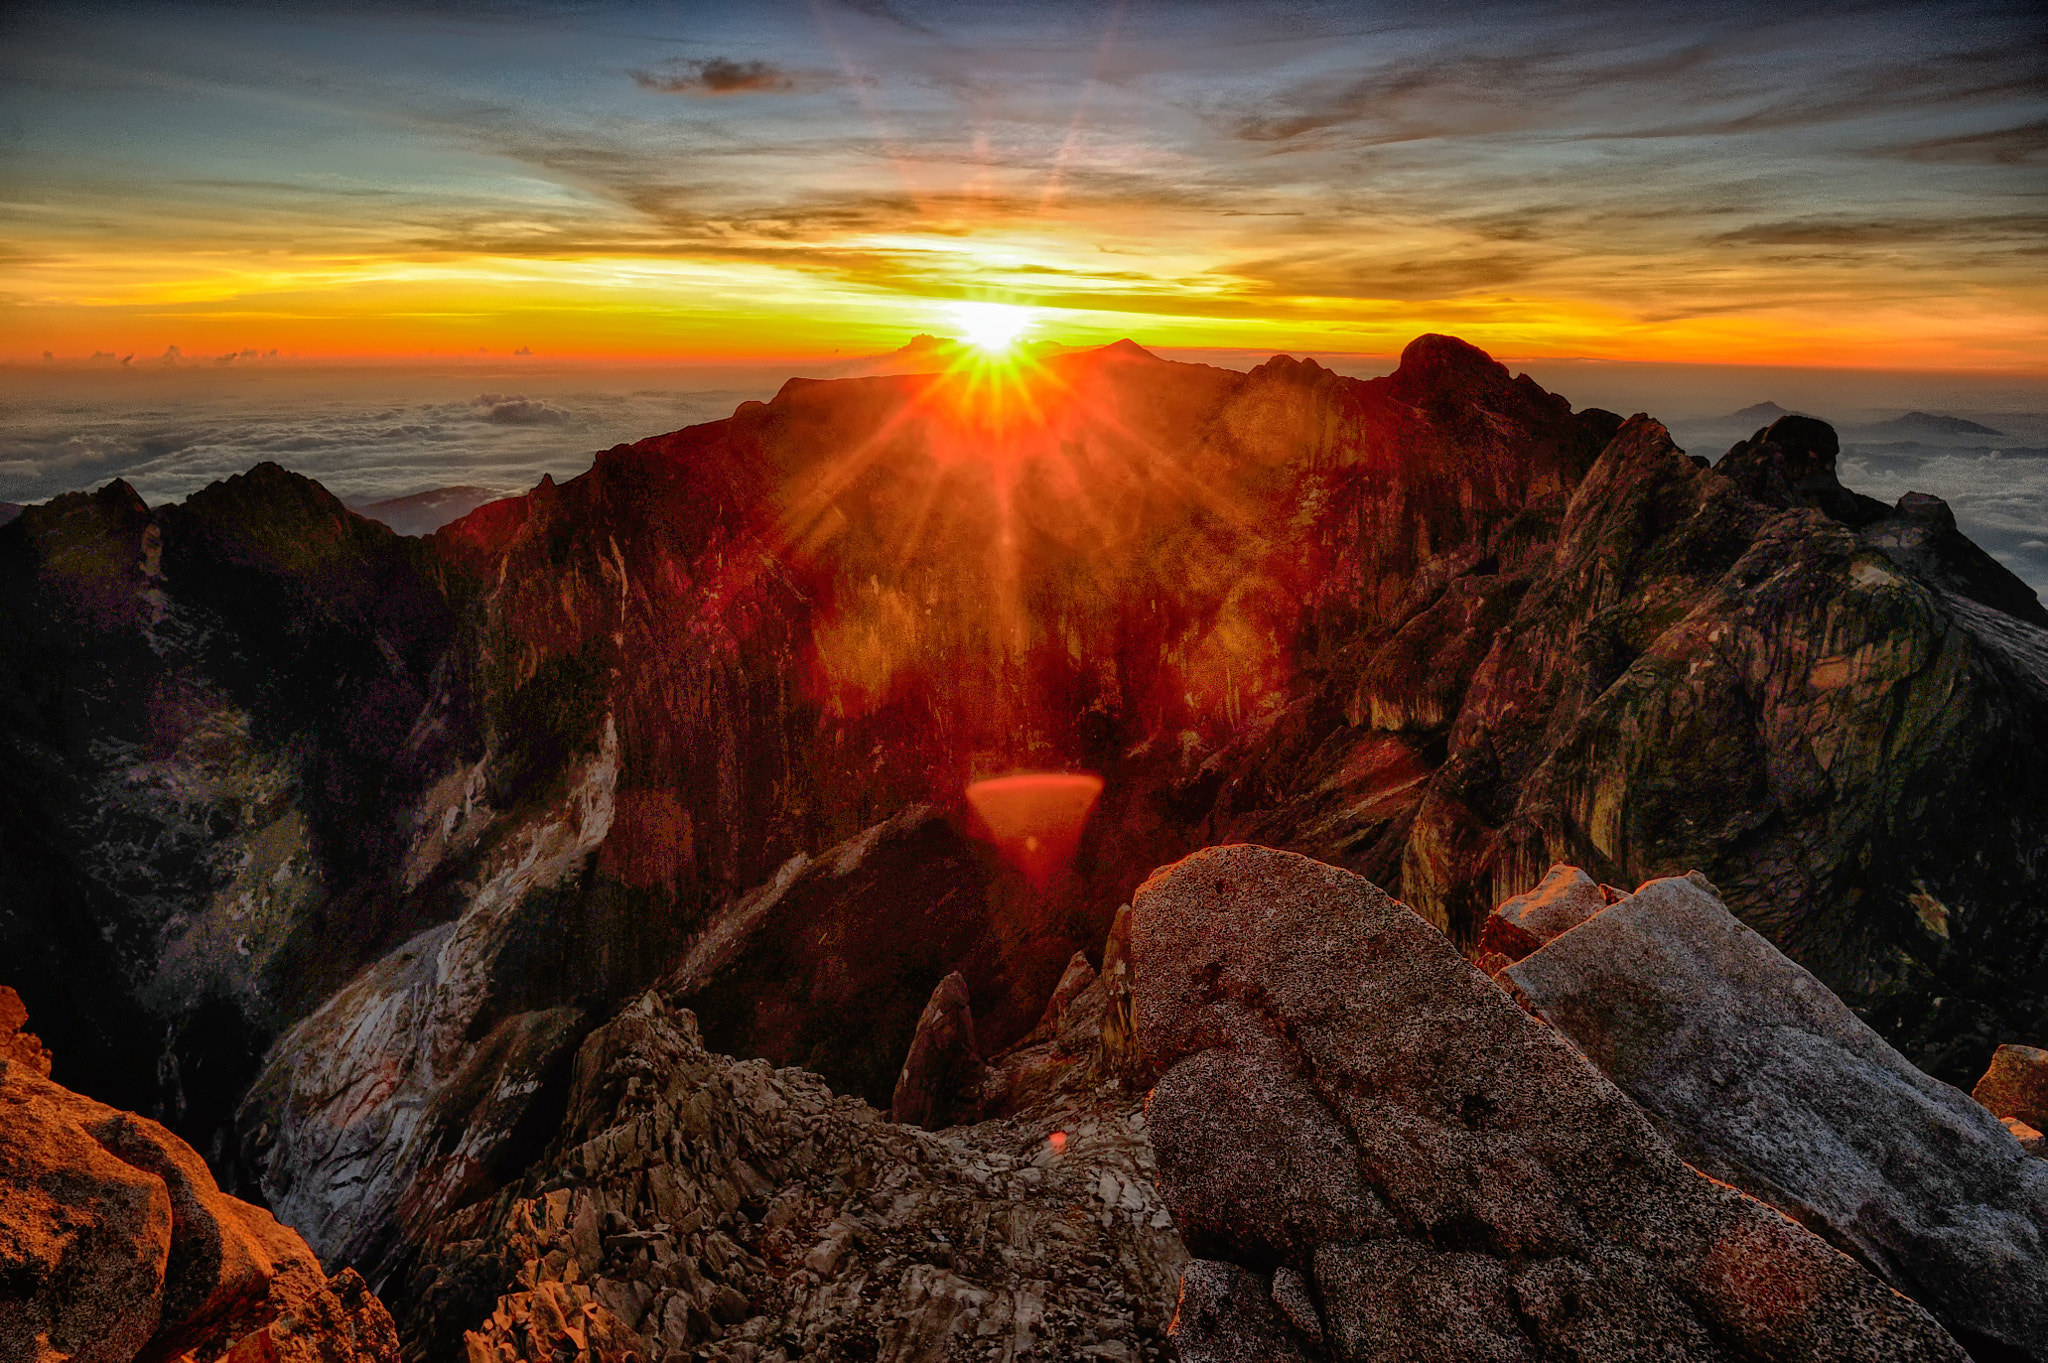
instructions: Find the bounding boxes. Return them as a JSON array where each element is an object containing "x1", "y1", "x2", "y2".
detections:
[
  {"x1": 949, "y1": 302, "x2": 1035, "y2": 354},
  {"x1": 966, "y1": 772, "x2": 1103, "y2": 887}
]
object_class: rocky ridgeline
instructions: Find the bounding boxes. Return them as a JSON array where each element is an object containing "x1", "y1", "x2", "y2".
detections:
[
  {"x1": 0, "y1": 987, "x2": 400, "y2": 1362},
  {"x1": 397, "y1": 990, "x2": 1185, "y2": 1362}
]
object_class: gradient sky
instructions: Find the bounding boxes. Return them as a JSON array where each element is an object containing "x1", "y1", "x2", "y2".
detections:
[{"x1": 4, "y1": 0, "x2": 2044, "y2": 368}]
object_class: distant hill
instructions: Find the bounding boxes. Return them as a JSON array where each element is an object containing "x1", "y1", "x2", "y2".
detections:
[
  {"x1": 345, "y1": 484, "x2": 507, "y2": 537},
  {"x1": 1727, "y1": 400, "x2": 1803, "y2": 424},
  {"x1": 0, "y1": 502, "x2": 20, "y2": 528},
  {"x1": 1861, "y1": 411, "x2": 2004, "y2": 439}
]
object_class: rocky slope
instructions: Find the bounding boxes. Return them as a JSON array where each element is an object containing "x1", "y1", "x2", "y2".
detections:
[
  {"x1": 1210, "y1": 410, "x2": 2048, "y2": 1081},
  {"x1": 0, "y1": 468, "x2": 462, "y2": 1162},
  {"x1": 394, "y1": 990, "x2": 1185, "y2": 1363},
  {"x1": 219, "y1": 335, "x2": 1625, "y2": 1292}
]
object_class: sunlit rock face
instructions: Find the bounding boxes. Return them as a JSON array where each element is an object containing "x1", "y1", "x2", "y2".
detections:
[{"x1": 0, "y1": 987, "x2": 402, "y2": 1363}]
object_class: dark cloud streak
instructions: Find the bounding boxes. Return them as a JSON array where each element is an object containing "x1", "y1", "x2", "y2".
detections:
[{"x1": 632, "y1": 57, "x2": 810, "y2": 96}]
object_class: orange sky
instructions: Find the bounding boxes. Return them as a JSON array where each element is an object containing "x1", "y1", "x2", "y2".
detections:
[{"x1": 5, "y1": 1, "x2": 2044, "y2": 372}]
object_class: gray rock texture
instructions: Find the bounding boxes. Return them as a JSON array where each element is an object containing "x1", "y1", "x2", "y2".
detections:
[
  {"x1": 401, "y1": 991, "x2": 1187, "y2": 1362},
  {"x1": 1132, "y1": 843, "x2": 1967, "y2": 1362},
  {"x1": 1504, "y1": 873, "x2": 2048, "y2": 1360}
]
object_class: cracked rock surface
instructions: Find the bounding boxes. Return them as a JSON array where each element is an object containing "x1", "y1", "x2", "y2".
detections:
[
  {"x1": 1503, "y1": 872, "x2": 2048, "y2": 1361},
  {"x1": 1132, "y1": 843, "x2": 1967, "y2": 1362},
  {"x1": 400, "y1": 991, "x2": 1186, "y2": 1362}
]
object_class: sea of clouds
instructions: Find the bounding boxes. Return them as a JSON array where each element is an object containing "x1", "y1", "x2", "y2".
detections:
[
  {"x1": 4, "y1": 355, "x2": 2043, "y2": 597},
  {"x1": 0, "y1": 364, "x2": 787, "y2": 515}
]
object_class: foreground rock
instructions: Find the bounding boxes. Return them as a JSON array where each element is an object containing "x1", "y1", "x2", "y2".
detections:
[
  {"x1": 1975, "y1": 1044, "x2": 2048, "y2": 1132},
  {"x1": 0, "y1": 987, "x2": 398, "y2": 1363},
  {"x1": 400, "y1": 990, "x2": 1186, "y2": 1361},
  {"x1": 1132, "y1": 845, "x2": 1965, "y2": 1361},
  {"x1": 892, "y1": 971, "x2": 992, "y2": 1129},
  {"x1": 1503, "y1": 874, "x2": 2048, "y2": 1359}
]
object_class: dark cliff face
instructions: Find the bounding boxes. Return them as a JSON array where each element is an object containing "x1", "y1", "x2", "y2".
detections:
[
  {"x1": 4, "y1": 336, "x2": 2045, "y2": 1328},
  {"x1": 0, "y1": 465, "x2": 461, "y2": 1155}
]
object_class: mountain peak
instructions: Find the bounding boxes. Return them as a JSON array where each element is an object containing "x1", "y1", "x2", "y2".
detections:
[
  {"x1": 1867, "y1": 410, "x2": 2004, "y2": 438},
  {"x1": 1390, "y1": 334, "x2": 1515, "y2": 399},
  {"x1": 1089, "y1": 338, "x2": 1161, "y2": 363}
]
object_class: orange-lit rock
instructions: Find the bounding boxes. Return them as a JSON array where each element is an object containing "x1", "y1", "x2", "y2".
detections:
[{"x1": 966, "y1": 772, "x2": 1104, "y2": 887}]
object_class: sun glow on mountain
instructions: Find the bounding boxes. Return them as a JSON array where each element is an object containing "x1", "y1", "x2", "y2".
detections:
[{"x1": 950, "y1": 303, "x2": 1036, "y2": 355}]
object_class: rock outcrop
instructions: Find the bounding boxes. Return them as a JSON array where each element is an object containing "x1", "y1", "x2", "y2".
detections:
[
  {"x1": 0, "y1": 987, "x2": 399, "y2": 1363},
  {"x1": 399, "y1": 991, "x2": 1186, "y2": 1362},
  {"x1": 1132, "y1": 844, "x2": 1966, "y2": 1361},
  {"x1": 1975, "y1": 1044, "x2": 2048, "y2": 1132},
  {"x1": 1216, "y1": 408, "x2": 2048, "y2": 1085},
  {"x1": 1473, "y1": 861, "x2": 1610, "y2": 969},
  {"x1": 892, "y1": 971, "x2": 991, "y2": 1129},
  {"x1": 1502, "y1": 872, "x2": 2048, "y2": 1360}
]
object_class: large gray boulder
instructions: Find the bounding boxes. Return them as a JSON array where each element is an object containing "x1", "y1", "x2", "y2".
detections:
[
  {"x1": 1504, "y1": 873, "x2": 2048, "y2": 1361},
  {"x1": 1132, "y1": 843, "x2": 1966, "y2": 1362}
]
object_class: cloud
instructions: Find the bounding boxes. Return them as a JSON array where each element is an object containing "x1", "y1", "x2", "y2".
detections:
[
  {"x1": 1223, "y1": 246, "x2": 1543, "y2": 302},
  {"x1": 1711, "y1": 214, "x2": 2048, "y2": 246},
  {"x1": 0, "y1": 375, "x2": 775, "y2": 509},
  {"x1": 1212, "y1": 11, "x2": 2044, "y2": 152},
  {"x1": 470, "y1": 393, "x2": 572, "y2": 425},
  {"x1": 1883, "y1": 117, "x2": 2048, "y2": 166},
  {"x1": 631, "y1": 57, "x2": 807, "y2": 96}
]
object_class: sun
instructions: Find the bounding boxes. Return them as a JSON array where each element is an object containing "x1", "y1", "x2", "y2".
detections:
[{"x1": 949, "y1": 302, "x2": 1036, "y2": 354}]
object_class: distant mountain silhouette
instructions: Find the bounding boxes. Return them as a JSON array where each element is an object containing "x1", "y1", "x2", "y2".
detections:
[
  {"x1": 345, "y1": 484, "x2": 508, "y2": 537},
  {"x1": 1861, "y1": 410, "x2": 2004, "y2": 439},
  {"x1": 817, "y1": 332, "x2": 1085, "y2": 378},
  {"x1": 1726, "y1": 400, "x2": 1805, "y2": 423}
]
